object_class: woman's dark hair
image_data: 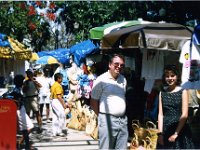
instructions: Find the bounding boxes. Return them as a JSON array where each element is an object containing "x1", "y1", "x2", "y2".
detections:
[
  {"x1": 54, "y1": 73, "x2": 63, "y2": 81},
  {"x1": 162, "y1": 64, "x2": 181, "y2": 86}
]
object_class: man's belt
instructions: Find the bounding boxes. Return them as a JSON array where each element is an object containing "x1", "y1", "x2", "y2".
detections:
[{"x1": 99, "y1": 112, "x2": 125, "y2": 118}]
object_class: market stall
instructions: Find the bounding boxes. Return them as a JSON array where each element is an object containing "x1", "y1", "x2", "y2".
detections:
[
  {"x1": 89, "y1": 20, "x2": 195, "y2": 142},
  {"x1": 89, "y1": 21, "x2": 194, "y2": 92},
  {"x1": 89, "y1": 19, "x2": 154, "y2": 40},
  {"x1": 0, "y1": 33, "x2": 32, "y2": 88}
]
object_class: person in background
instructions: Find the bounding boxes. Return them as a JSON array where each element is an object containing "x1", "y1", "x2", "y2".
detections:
[
  {"x1": 67, "y1": 62, "x2": 81, "y2": 98},
  {"x1": 87, "y1": 63, "x2": 97, "y2": 98},
  {"x1": 188, "y1": 89, "x2": 200, "y2": 123},
  {"x1": 77, "y1": 63, "x2": 91, "y2": 105},
  {"x1": 22, "y1": 69, "x2": 42, "y2": 133},
  {"x1": 67, "y1": 62, "x2": 82, "y2": 111},
  {"x1": 10, "y1": 74, "x2": 34, "y2": 150},
  {"x1": 90, "y1": 54, "x2": 128, "y2": 149},
  {"x1": 53, "y1": 63, "x2": 69, "y2": 97},
  {"x1": 50, "y1": 73, "x2": 68, "y2": 136},
  {"x1": 36, "y1": 69, "x2": 52, "y2": 123},
  {"x1": 157, "y1": 65, "x2": 194, "y2": 149}
]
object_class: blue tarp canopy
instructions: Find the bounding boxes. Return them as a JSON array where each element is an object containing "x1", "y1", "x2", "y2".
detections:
[
  {"x1": 36, "y1": 40, "x2": 99, "y2": 66},
  {"x1": 69, "y1": 40, "x2": 99, "y2": 66},
  {"x1": 38, "y1": 48, "x2": 71, "y2": 64},
  {"x1": 0, "y1": 33, "x2": 10, "y2": 47},
  {"x1": 192, "y1": 23, "x2": 200, "y2": 45}
]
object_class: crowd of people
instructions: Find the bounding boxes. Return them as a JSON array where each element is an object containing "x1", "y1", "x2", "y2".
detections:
[
  {"x1": 2, "y1": 59, "x2": 97, "y2": 149},
  {"x1": 1, "y1": 53, "x2": 200, "y2": 149}
]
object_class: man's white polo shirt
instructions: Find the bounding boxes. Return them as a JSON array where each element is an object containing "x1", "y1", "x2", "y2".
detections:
[{"x1": 91, "y1": 71, "x2": 127, "y2": 117}]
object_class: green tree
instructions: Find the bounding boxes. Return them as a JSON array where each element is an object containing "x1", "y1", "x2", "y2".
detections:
[
  {"x1": 58, "y1": 1, "x2": 200, "y2": 45},
  {"x1": 1, "y1": 1, "x2": 200, "y2": 51},
  {"x1": 0, "y1": 1, "x2": 51, "y2": 52}
]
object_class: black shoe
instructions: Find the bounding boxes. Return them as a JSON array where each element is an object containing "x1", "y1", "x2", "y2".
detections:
[{"x1": 37, "y1": 127, "x2": 42, "y2": 134}]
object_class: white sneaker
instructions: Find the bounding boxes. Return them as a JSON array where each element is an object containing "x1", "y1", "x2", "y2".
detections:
[
  {"x1": 57, "y1": 133, "x2": 65, "y2": 137},
  {"x1": 47, "y1": 119, "x2": 51, "y2": 123}
]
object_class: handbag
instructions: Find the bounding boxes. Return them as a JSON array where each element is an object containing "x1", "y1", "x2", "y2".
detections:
[
  {"x1": 85, "y1": 113, "x2": 97, "y2": 135},
  {"x1": 130, "y1": 133, "x2": 147, "y2": 150},
  {"x1": 145, "y1": 121, "x2": 159, "y2": 149},
  {"x1": 90, "y1": 125, "x2": 98, "y2": 140},
  {"x1": 132, "y1": 123, "x2": 150, "y2": 141},
  {"x1": 82, "y1": 105, "x2": 98, "y2": 140},
  {"x1": 67, "y1": 108, "x2": 86, "y2": 131},
  {"x1": 131, "y1": 120, "x2": 158, "y2": 150}
]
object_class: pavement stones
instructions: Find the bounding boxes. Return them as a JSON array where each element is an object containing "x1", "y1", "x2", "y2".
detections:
[
  {"x1": 17, "y1": 107, "x2": 131, "y2": 150},
  {"x1": 17, "y1": 106, "x2": 98, "y2": 150},
  {"x1": 29, "y1": 119, "x2": 99, "y2": 150}
]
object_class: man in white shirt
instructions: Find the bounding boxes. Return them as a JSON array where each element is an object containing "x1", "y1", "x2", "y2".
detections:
[{"x1": 91, "y1": 54, "x2": 128, "y2": 149}]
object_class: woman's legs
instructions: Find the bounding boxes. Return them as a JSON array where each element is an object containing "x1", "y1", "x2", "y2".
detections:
[
  {"x1": 46, "y1": 103, "x2": 50, "y2": 121},
  {"x1": 40, "y1": 104, "x2": 44, "y2": 118}
]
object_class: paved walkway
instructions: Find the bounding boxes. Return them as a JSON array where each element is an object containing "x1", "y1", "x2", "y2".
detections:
[
  {"x1": 31, "y1": 120, "x2": 98, "y2": 150},
  {"x1": 17, "y1": 109, "x2": 98, "y2": 150}
]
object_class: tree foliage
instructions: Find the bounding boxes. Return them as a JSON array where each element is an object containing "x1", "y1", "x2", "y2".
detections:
[
  {"x1": 60, "y1": 1, "x2": 141, "y2": 42},
  {"x1": 0, "y1": 1, "x2": 52, "y2": 52},
  {"x1": 59, "y1": 1, "x2": 200, "y2": 44},
  {"x1": 0, "y1": 1, "x2": 200, "y2": 52}
]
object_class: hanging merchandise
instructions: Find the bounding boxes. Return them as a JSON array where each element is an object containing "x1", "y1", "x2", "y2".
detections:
[
  {"x1": 179, "y1": 24, "x2": 200, "y2": 89},
  {"x1": 141, "y1": 50, "x2": 164, "y2": 93}
]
